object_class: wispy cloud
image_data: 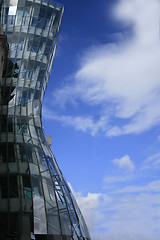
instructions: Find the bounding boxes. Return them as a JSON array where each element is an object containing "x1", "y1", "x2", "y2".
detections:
[
  {"x1": 43, "y1": 106, "x2": 108, "y2": 136},
  {"x1": 104, "y1": 175, "x2": 133, "y2": 184},
  {"x1": 141, "y1": 153, "x2": 160, "y2": 170},
  {"x1": 48, "y1": 0, "x2": 160, "y2": 137},
  {"x1": 115, "y1": 180, "x2": 160, "y2": 193}
]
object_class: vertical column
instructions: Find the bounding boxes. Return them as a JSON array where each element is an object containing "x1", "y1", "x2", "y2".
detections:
[{"x1": 0, "y1": 25, "x2": 8, "y2": 103}]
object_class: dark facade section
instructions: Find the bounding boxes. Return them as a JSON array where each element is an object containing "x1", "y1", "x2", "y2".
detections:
[{"x1": 0, "y1": 1, "x2": 91, "y2": 240}]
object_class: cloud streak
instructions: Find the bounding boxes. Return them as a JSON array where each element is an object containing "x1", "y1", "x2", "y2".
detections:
[{"x1": 48, "y1": 0, "x2": 160, "y2": 137}]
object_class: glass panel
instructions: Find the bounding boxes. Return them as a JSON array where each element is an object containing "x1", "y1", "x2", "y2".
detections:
[
  {"x1": 23, "y1": 176, "x2": 32, "y2": 198},
  {"x1": 47, "y1": 200, "x2": 61, "y2": 235},
  {"x1": 9, "y1": 175, "x2": 18, "y2": 198},
  {"x1": 0, "y1": 144, "x2": 7, "y2": 162},
  {"x1": 0, "y1": 175, "x2": 7, "y2": 198},
  {"x1": 31, "y1": 16, "x2": 38, "y2": 27},
  {"x1": 0, "y1": 144, "x2": 15, "y2": 162},
  {"x1": 18, "y1": 144, "x2": 27, "y2": 162},
  {"x1": 30, "y1": 172, "x2": 47, "y2": 234},
  {"x1": 8, "y1": 15, "x2": 16, "y2": 24},
  {"x1": 0, "y1": 175, "x2": 18, "y2": 198},
  {"x1": 33, "y1": 196, "x2": 47, "y2": 234},
  {"x1": 15, "y1": 10, "x2": 23, "y2": 25},
  {"x1": 17, "y1": 123, "x2": 28, "y2": 134},
  {"x1": 41, "y1": 170, "x2": 61, "y2": 234},
  {"x1": 8, "y1": 144, "x2": 15, "y2": 162},
  {"x1": 10, "y1": 0, "x2": 18, "y2": 7},
  {"x1": 31, "y1": 175, "x2": 43, "y2": 197}
]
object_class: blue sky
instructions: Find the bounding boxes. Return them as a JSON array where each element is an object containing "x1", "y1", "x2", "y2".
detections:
[{"x1": 43, "y1": 0, "x2": 160, "y2": 239}]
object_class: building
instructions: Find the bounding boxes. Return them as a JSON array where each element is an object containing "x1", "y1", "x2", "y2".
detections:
[
  {"x1": 0, "y1": 25, "x2": 8, "y2": 103},
  {"x1": 0, "y1": 1, "x2": 91, "y2": 240}
]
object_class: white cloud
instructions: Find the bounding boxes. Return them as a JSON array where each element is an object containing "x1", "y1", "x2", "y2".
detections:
[
  {"x1": 113, "y1": 155, "x2": 135, "y2": 172},
  {"x1": 141, "y1": 153, "x2": 160, "y2": 170},
  {"x1": 70, "y1": 182, "x2": 160, "y2": 240},
  {"x1": 115, "y1": 180, "x2": 160, "y2": 193},
  {"x1": 68, "y1": 182, "x2": 107, "y2": 233},
  {"x1": 104, "y1": 175, "x2": 132, "y2": 184},
  {"x1": 43, "y1": 106, "x2": 108, "y2": 136},
  {"x1": 50, "y1": 0, "x2": 160, "y2": 136}
]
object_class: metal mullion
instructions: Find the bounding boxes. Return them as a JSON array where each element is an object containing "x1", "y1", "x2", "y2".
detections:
[
  {"x1": 32, "y1": 141, "x2": 54, "y2": 233},
  {"x1": 16, "y1": 5, "x2": 32, "y2": 134},
  {"x1": 56, "y1": 159, "x2": 85, "y2": 238},
  {"x1": 52, "y1": 168, "x2": 74, "y2": 236},
  {"x1": 14, "y1": 2, "x2": 33, "y2": 221},
  {"x1": 0, "y1": 30, "x2": 11, "y2": 214},
  {"x1": 38, "y1": 3, "x2": 57, "y2": 102},
  {"x1": 29, "y1": 1, "x2": 50, "y2": 233},
  {"x1": 34, "y1": 4, "x2": 66, "y2": 232},
  {"x1": 30, "y1": 1, "x2": 63, "y2": 234},
  {"x1": 43, "y1": 154, "x2": 73, "y2": 234},
  {"x1": 32, "y1": 1, "x2": 50, "y2": 103},
  {"x1": 45, "y1": 5, "x2": 63, "y2": 77},
  {"x1": 26, "y1": 3, "x2": 52, "y2": 234},
  {"x1": 60, "y1": 177, "x2": 84, "y2": 238},
  {"x1": 31, "y1": 123, "x2": 56, "y2": 232},
  {"x1": 33, "y1": 88, "x2": 63, "y2": 237},
  {"x1": 24, "y1": 6, "x2": 36, "y2": 145},
  {"x1": 7, "y1": 4, "x2": 21, "y2": 185},
  {"x1": 1, "y1": 17, "x2": 13, "y2": 169},
  {"x1": 20, "y1": 5, "x2": 39, "y2": 202},
  {"x1": 29, "y1": 1, "x2": 45, "y2": 100},
  {"x1": 14, "y1": 4, "x2": 29, "y2": 139},
  {"x1": 31, "y1": 147, "x2": 48, "y2": 233}
]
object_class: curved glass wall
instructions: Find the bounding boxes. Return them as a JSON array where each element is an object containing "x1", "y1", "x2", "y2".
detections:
[{"x1": 0, "y1": 0, "x2": 91, "y2": 239}]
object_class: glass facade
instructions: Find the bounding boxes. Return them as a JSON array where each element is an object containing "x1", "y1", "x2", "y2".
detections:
[{"x1": 0, "y1": 0, "x2": 91, "y2": 239}]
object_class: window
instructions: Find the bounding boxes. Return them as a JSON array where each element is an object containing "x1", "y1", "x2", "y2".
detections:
[
  {"x1": 17, "y1": 124, "x2": 28, "y2": 134},
  {"x1": 37, "y1": 16, "x2": 47, "y2": 29},
  {"x1": 9, "y1": 175, "x2": 18, "y2": 198},
  {"x1": 7, "y1": 15, "x2": 16, "y2": 25},
  {"x1": 31, "y1": 8, "x2": 47, "y2": 29},
  {"x1": 31, "y1": 176, "x2": 42, "y2": 197},
  {"x1": 22, "y1": 12, "x2": 30, "y2": 26},
  {"x1": 19, "y1": 144, "x2": 33, "y2": 163},
  {"x1": 31, "y1": 16, "x2": 38, "y2": 27},
  {"x1": 46, "y1": 155, "x2": 57, "y2": 176},
  {"x1": 1, "y1": 116, "x2": 13, "y2": 132},
  {"x1": 19, "y1": 145, "x2": 27, "y2": 162},
  {"x1": 3, "y1": 59, "x2": 19, "y2": 78},
  {"x1": 1, "y1": 116, "x2": 13, "y2": 131},
  {"x1": 0, "y1": 175, "x2": 7, "y2": 198},
  {"x1": 1, "y1": 116, "x2": 7, "y2": 132},
  {"x1": 0, "y1": 144, "x2": 15, "y2": 162},
  {"x1": 27, "y1": 37, "x2": 44, "y2": 54},
  {"x1": 17, "y1": 42, "x2": 23, "y2": 51},
  {"x1": 0, "y1": 175, "x2": 18, "y2": 198},
  {"x1": 26, "y1": 70, "x2": 32, "y2": 79},
  {"x1": 0, "y1": 144, "x2": 7, "y2": 163},
  {"x1": 20, "y1": 64, "x2": 32, "y2": 80},
  {"x1": 42, "y1": 155, "x2": 48, "y2": 167},
  {"x1": 8, "y1": 144, "x2": 15, "y2": 162},
  {"x1": 15, "y1": 10, "x2": 23, "y2": 25},
  {"x1": 8, "y1": 117, "x2": 13, "y2": 132},
  {"x1": 23, "y1": 176, "x2": 31, "y2": 199}
]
